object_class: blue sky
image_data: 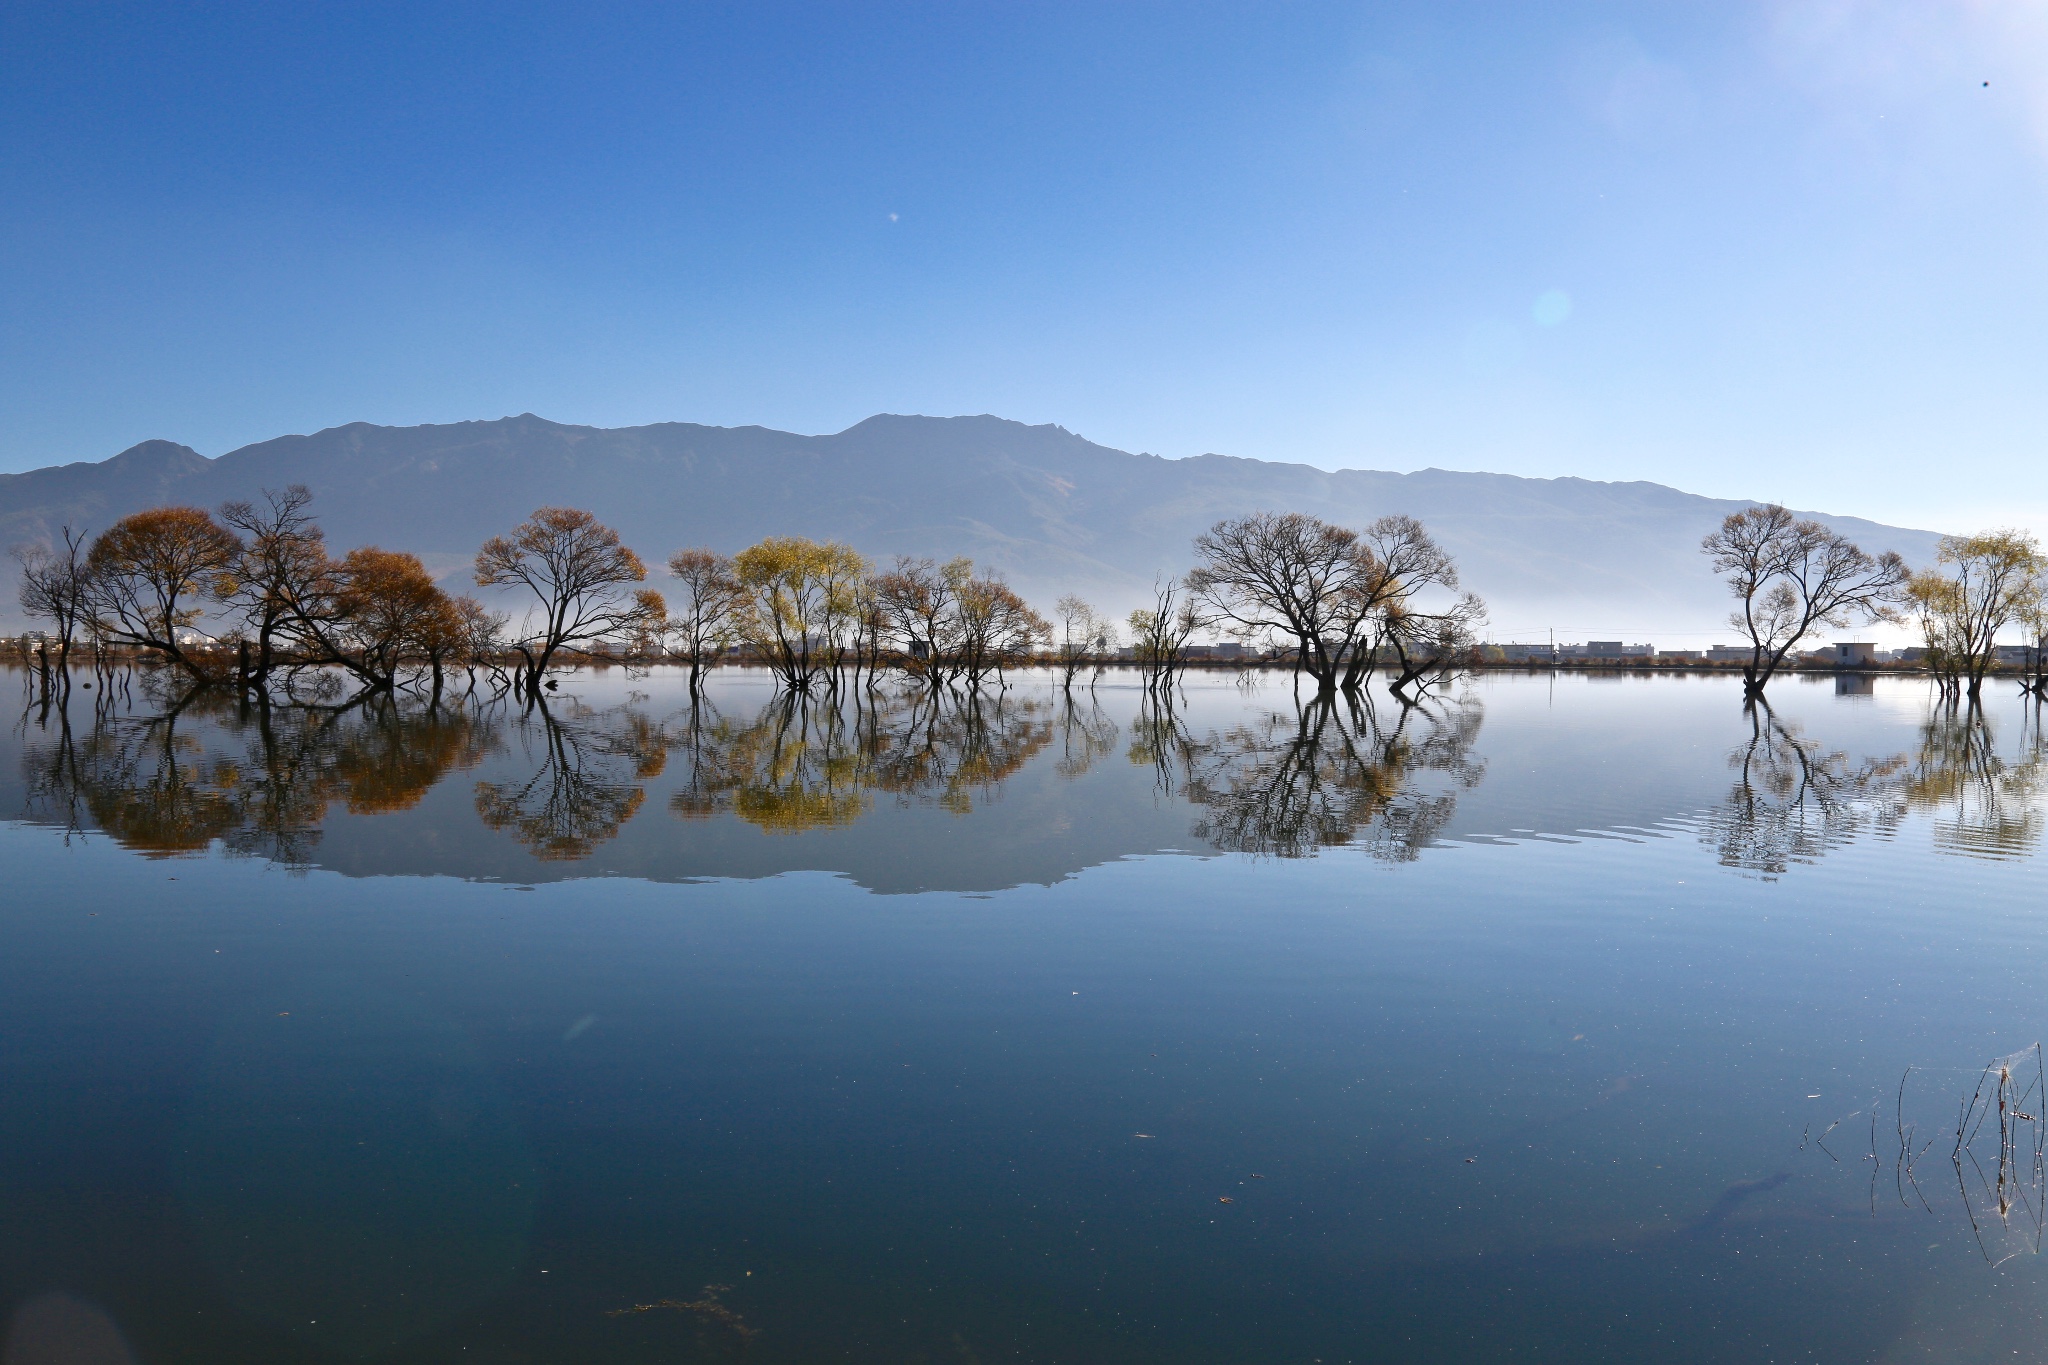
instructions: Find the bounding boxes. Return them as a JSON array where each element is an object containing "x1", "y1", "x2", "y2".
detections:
[{"x1": 2, "y1": 1, "x2": 2043, "y2": 533}]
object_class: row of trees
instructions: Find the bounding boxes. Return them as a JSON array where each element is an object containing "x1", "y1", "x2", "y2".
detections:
[
  {"x1": 15, "y1": 494, "x2": 1486, "y2": 701},
  {"x1": 24, "y1": 488, "x2": 2048, "y2": 707},
  {"x1": 1701, "y1": 505, "x2": 2046, "y2": 700},
  {"x1": 15, "y1": 492, "x2": 507, "y2": 698}
]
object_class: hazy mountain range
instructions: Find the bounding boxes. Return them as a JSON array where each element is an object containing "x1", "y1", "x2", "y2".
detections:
[{"x1": 0, "y1": 413, "x2": 1945, "y2": 643}]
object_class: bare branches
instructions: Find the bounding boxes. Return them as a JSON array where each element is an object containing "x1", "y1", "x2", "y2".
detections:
[
  {"x1": 14, "y1": 525, "x2": 93, "y2": 672},
  {"x1": 1188, "y1": 512, "x2": 1366, "y2": 688},
  {"x1": 1052, "y1": 594, "x2": 1116, "y2": 690},
  {"x1": 1127, "y1": 576, "x2": 1202, "y2": 689},
  {"x1": 475, "y1": 508, "x2": 655, "y2": 692},
  {"x1": 664, "y1": 548, "x2": 745, "y2": 688},
  {"x1": 219, "y1": 485, "x2": 329, "y2": 689},
  {"x1": 1188, "y1": 511, "x2": 1480, "y2": 693},
  {"x1": 1702, "y1": 504, "x2": 1908, "y2": 696}
]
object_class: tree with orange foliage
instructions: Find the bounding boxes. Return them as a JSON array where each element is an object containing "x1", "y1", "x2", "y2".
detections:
[
  {"x1": 475, "y1": 508, "x2": 661, "y2": 693},
  {"x1": 84, "y1": 507, "x2": 242, "y2": 677},
  {"x1": 296, "y1": 547, "x2": 463, "y2": 693}
]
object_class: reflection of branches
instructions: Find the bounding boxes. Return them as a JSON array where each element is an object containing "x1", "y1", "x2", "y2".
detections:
[
  {"x1": 1700, "y1": 703, "x2": 1907, "y2": 874},
  {"x1": 1705, "y1": 699, "x2": 2046, "y2": 873},
  {"x1": 475, "y1": 701, "x2": 649, "y2": 859},
  {"x1": 666, "y1": 688, "x2": 1056, "y2": 833},
  {"x1": 1952, "y1": 1046, "x2": 2048, "y2": 1264},
  {"x1": 18, "y1": 686, "x2": 498, "y2": 863},
  {"x1": 1166, "y1": 690, "x2": 1486, "y2": 862},
  {"x1": 1807, "y1": 1046, "x2": 2048, "y2": 1268},
  {"x1": 1054, "y1": 696, "x2": 1120, "y2": 780},
  {"x1": 1904, "y1": 702, "x2": 2045, "y2": 860}
]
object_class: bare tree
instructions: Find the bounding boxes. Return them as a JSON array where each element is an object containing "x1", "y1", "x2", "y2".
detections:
[
  {"x1": 954, "y1": 571, "x2": 1050, "y2": 688},
  {"x1": 1127, "y1": 577, "x2": 1202, "y2": 689},
  {"x1": 475, "y1": 508, "x2": 662, "y2": 694},
  {"x1": 1187, "y1": 512, "x2": 1367, "y2": 691},
  {"x1": 15, "y1": 526, "x2": 93, "y2": 677},
  {"x1": 1052, "y1": 594, "x2": 1114, "y2": 691},
  {"x1": 665, "y1": 548, "x2": 744, "y2": 690},
  {"x1": 219, "y1": 485, "x2": 332, "y2": 692},
  {"x1": 1188, "y1": 511, "x2": 1479, "y2": 694},
  {"x1": 873, "y1": 556, "x2": 970, "y2": 688},
  {"x1": 1702, "y1": 504, "x2": 1908, "y2": 697}
]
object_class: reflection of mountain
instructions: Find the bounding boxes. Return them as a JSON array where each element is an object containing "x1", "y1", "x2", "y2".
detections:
[
  {"x1": 1701, "y1": 703, "x2": 2046, "y2": 873},
  {"x1": 1145, "y1": 693, "x2": 1486, "y2": 861}
]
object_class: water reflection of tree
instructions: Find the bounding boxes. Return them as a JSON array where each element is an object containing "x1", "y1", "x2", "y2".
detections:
[
  {"x1": 18, "y1": 689, "x2": 496, "y2": 862},
  {"x1": 1903, "y1": 704, "x2": 2046, "y2": 860},
  {"x1": 666, "y1": 689, "x2": 1057, "y2": 834},
  {"x1": 1703, "y1": 699, "x2": 2048, "y2": 872},
  {"x1": 473, "y1": 700, "x2": 654, "y2": 859},
  {"x1": 1139, "y1": 691, "x2": 1486, "y2": 861},
  {"x1": 1701, "y1": 705, "x2": 1906, "y2": 874},
  {"x1": 1054, "y1": 696, "x2": 1120, "y2": 780}
]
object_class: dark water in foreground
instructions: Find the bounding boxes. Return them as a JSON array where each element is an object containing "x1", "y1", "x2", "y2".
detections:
[{"x1": 4, "y1": 665, "x2": 2048, "y2": 1363}]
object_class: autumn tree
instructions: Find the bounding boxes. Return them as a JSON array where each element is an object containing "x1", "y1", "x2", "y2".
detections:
[
  {"x1": 319, "y1": 548, "x2": 463, "y2": 692},
  {"x1": 873, "y1": 556, "x2": 971, "y2": 686},
  {"x1": 1906, "y1": 531, "x2": 2045, "y2": 700},
  {"x1": 665, "y1": 548, "x2": 745, "y2": 689},
  {"x1": 84, "y1": 507, "x2": 243, "y2": 677},
  {"x1": 475, "y1": 508, "x2": 662, "y2": 693},
  {"x1": 731, "y1": 536, "x2": 869, "y2": 692},
  {"x1": 1702, "y1": 505, "x2": 1908, "y2": 698},
  {"x1": 954, "y1": 571, "x2": 1050, "y2": 687},
  {"x1": 219, "y1": 485, "x2": 333, "y2": 690},
  {"x1": 14, "y1": 526, "x2": 93, "y2": 675}
]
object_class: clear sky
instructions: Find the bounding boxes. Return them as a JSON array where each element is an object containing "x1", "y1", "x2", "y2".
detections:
[{"x1": 2, "y1": 1, "x2": 2042, "y2": 535}]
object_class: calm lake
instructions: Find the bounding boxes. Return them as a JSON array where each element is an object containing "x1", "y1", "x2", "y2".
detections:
[{"x1": 4, "y1": 664, "x2": 2047, "y2": 1363}]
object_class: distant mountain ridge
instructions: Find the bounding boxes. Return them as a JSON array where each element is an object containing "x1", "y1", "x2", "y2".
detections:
[{"x1": 0, "y1": 413, "x2": 1947, "y2": 639}]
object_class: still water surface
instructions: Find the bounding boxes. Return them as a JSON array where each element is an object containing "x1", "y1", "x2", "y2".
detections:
[{"x1": 3, "y1": 666, "x2": 2047, "y2": 1362}]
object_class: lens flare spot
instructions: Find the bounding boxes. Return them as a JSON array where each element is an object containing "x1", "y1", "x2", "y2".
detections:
[{"x1": 1533, "y1": 289, "x2": 1572, "y2": 326}]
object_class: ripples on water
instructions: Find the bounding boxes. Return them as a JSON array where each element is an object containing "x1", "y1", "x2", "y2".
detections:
[{"x1": 4, "y1": 665, "x2": 2048, "y2": 1362}]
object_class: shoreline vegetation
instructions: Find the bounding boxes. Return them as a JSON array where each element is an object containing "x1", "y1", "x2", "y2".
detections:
[
  {"x1": 8, "y1": 493, "x2": 2045, "y2": 707},
  {"x1": 7, "y1": 639, "x2": 2042, "y2": 679}
]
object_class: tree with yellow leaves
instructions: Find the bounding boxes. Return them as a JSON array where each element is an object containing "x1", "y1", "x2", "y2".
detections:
[
  {"x1": 731, "y1": 536, "x2": 869, "y2": 692},
  {"x1": 1906, "y1": 530, "x2": 2045, "y2": 700}
]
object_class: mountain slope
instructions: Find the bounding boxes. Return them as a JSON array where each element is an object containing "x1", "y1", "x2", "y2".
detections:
[{"x1": 0, "y1": 413, "x2": 1946, "y2": 639}]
